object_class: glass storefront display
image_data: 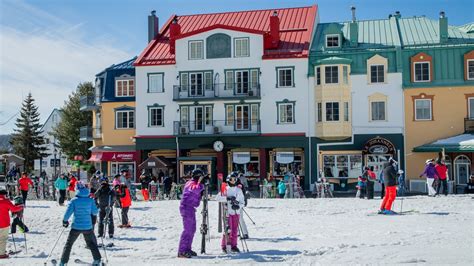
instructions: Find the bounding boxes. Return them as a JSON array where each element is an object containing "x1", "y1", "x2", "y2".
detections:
[
  {"x1": 270, "y1": 150, "x2": 304, "y2": 177},
  {"x1": 322, "y1": 154, "x2": 362, "y2": 178},
  {"x1": 228, "y1": 150, "x2": 260, "y2": 177}
]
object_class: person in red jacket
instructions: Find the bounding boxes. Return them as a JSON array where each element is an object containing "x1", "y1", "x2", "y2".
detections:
[
  {"x1": 435, "y1": 160, "x2": 449, "y2": 196},
  {"x1": 18, "y1": 172, "x2": 34, "y2": 206},
  {"x1": 68, "y1": 174, "x2": 78, "y2": 201},
  {"x1": 115, "y1": 184, "x2": 132, "y2": 228},
  {"x1": 0, "y1": 188, "x2": 23, "y2": 259}
]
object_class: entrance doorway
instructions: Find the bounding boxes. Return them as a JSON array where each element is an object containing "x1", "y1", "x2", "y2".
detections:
[{"x1": 454, "y1": 155, "x2": 471, "y2": 185}]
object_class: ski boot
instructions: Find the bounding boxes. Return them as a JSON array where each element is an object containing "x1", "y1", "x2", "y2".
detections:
[
  {"x1": 177, "y1": 252, "x2": 192, "y2": 258},
  {"x1": 383, "y1": 210, "x2": 398, "y2": 215},
  {"x1": 231, "y1": 246, "x2": 240, "y2": 253},
  {"x1": 241, "y1": 234, "x2": 249, "y2": 239},
  {"x1": 92, "y1": 259, "x2": 102, "y2": 266},
  {"x1": 189, "y1": 250, "x2": 197, "y2": 256},
  {"x1": 377, "y1": 209, "x2": 385, "y2": 215}
]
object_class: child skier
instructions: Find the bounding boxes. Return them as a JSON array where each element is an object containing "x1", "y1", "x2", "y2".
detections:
[
  {"x1": 10, "y1": 196, "x2": 29, "y2": 234},
  {"x1": 55, "y1": 174, "x2": 68, "y2": 206},
  {"x1": 356, "y1": 176, "x2": 367, "y2": 199},
  {"x1": 59, "y1": 182, "x2": 101, "y2": 266},
  {"x1": 18, "y1": 172, "x2": 34, "y2": 205},
  {"x1": 0, "y1": 188, "x2": 23, "y2": 259},
  {"x1": 177, "y1": 169, "x2": 204, "y2": 258},
  {"x1": 115, "y1": 184, "x2": 132, "y2": 228},
  {"x1": 219, "y1": 174, "x2": 245, "y2": 253},
  {"x1": 95, "y1": 177, "x2": 115, "y2": 238}
]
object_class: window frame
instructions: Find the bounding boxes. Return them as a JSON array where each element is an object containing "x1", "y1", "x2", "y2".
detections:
[
  {"x1": 325, "y1": 65, "x2": 339, "y2": 84},
  {"x1": 317, "y1": 102, "x2": 322, "y2": 122},
  {"x1": 224, "y1": 68, "x2": 260, "y2": 92},
  {"x1": 468, "y1": 97, "x2": 474, "y2": 119},
  {"x1": 413, "y1": 61, "x2": 431, "y2": 82},
  {"x1": 370, "y1": 101, "x2": 386, "y2": 121},
  {"x1": 344, "y1": 102, "x2": 349, "y2": 122},
  {"x1": 276, "y1": 66, "x2": 295, "y2": 88},
  {"x1": 316, "y1": 67, "x2": 321, "y2": 85},
  {"x1": 115, "y1": 79, "x2": 135, "y2": 97},
  {"x1": 115, "y1": 110, "x2": 135, "y2": 129},
  {"x1": 234, "y1": 37, "x2": 250, "y2": 58},
  {"x1": 178, "y1": 70, "x2": 213, "y2": 94},
  {"x1": 325, "y1": 34, "x2": 340, "y2": 48},
  {"x1": 467, "y1": 59, "x2": 474, "y2": 80},
  {"x1": 414, "y1": 99, "x2": 432, "y2": 121},
  {"x1": 224, "y1": 103, "x2": 260, "y2": 129},
  {"x1": 276, "y1": 101, "x2": 296, "y2": 124},
  {"x1": 325, "y1": 102, "x2": 339, "y2": 122},
  {"x1": 370, "y1": 64, "x2": 385, "y2": 83},
  {"x1": 188, "y1": 40, "x2": 204, "y2": 60},
  {"x1": 148, "y1": 73, "x2": 165, "y2": 93},
  {"x1": 148, "y1": 105, "x2": 165, "y2": 127}
]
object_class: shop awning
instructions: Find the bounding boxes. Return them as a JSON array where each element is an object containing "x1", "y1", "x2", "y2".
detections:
[
  {"x1": 276, "y1": 152, "x2": 294, "y2": 164},
  {"x1": 413, "y1": 134, "x2": 474, "y2": 152},
  {"x1": 233, "y1": 152, "x2": 250, "y2": 164},
  {"x1": 87, "y1": 145, "x2": 137, "y2": 162},
  {"x1": 87, "y1": 153, "x2": 102, "y2": 162}
]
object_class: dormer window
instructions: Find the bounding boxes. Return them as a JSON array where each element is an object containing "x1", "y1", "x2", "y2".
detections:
[
  {"x1": 414, "y1": 62, "x2": 430, "y2": 82},
  {"x1": 326, "y1": 34, "x2": 340, "y2": 48},
  {"x1": 115, "y1": 79, "x2": 134, "y2": 97}
]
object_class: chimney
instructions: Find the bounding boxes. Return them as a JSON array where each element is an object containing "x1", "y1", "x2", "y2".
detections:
[
  {"x1": 349, "y1": 6, "x2": 358, "y2": 47},
  {"x1": 394, "y1": 11, "x2": 401, "y2": 19},
  {"x1": 148, "y1": 10, "x2": 159, "y2": 43},
  {"x1": 268, "y1": 11, "x2": 280, "y2": 49},
  {"x1": 439, "y1": 11, "x2": 448, "y2": 43},
  {"x1": 169, "y1": 17, "x2": 181, "y2": 54}
]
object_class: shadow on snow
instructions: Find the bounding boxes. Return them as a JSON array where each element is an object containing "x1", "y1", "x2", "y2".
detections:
[
  {"x1": 247, "y1": 237, "x2": 300, "y2": 242},
  {"x1": 197, "y1": 249, "x2": 301, "y2": 262}
]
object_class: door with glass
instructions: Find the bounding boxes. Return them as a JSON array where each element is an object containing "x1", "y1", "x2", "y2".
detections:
[
  {"x1": 191, "y1": 106, "x2": 204, "y2": 131},
  {"x1": 235, "y1": 71, "x2": 249, "y2": 95},
  {"x1": 190, "y1": 73, "x2": 204, "y2": 97},
  {"x1": 235, "y1": 105, "x2": 250, "y2": 130}
]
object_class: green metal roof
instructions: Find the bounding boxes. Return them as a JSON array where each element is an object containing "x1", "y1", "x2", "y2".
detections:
[
  {"x1": 458, "y1": 23, "x2": 474, "y2": 34},
  {"x1": 398, "y1": 17, "x2": 474, "y2": 46},
  {"x1": 413, "y1": 134, "x2": 474, "y2": 152},
  {"x1": 314, "y1": 56, "x2": 352, "y2": 66}
]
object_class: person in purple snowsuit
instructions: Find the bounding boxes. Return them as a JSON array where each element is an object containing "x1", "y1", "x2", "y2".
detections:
[
  {"x1": 177, "y1": 169, "x2": 204, "y2": 258},
  {"x1": 419, "y1": 159, "x2": 440, "y2": 196}
]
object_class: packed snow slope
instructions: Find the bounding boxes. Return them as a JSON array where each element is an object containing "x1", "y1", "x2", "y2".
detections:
[{"x1": 4, "y1": 195, "x2": 473, "y2": 265}]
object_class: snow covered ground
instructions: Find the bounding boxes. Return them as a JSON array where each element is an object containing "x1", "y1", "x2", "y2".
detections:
[{"x1": 3, "y1": 195, "x2": 473, "y2": 265}]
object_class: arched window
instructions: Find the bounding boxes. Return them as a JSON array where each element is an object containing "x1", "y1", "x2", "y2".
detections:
[
  {"x1": 454, "y1": 155, "x2": 471, "y2": 185},
  {"x1": 444, "y1": 155, "x2": 452, "y2": 180}
]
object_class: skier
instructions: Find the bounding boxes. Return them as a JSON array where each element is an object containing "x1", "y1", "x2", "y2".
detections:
[
  {"x1": 139, "y1": 171, "x2": 151, "y2": 201},
  {"x1": 10, "y1": 196, "x2": 29, "y2": 233},
  {"x1": 278, "y1": 179, "x2": 286, "y2": 198},
  {"x1": 89, "y1": 171, "x2": 101, "y2": 195},
  {"x1": 119, "y1": 168, "x2": 131, "y2": 188},
  {"x1": 378, "y1": 158, "x2": 398, "y2": 215},
  {"x1": 419, "y1": 159, "x2": 440, "y2": 197},
  {"x1": 163, "y1": 175, "x2": 172, "y2": 199},
  {"x1": 236, "y1": 174, "x2": 249, "y2": 239},
  {"x1": 68, "y1": 174, "x2": 78, "y2": 201},
  {"x1": 18, "y1": 172, "x2": 34, "y2": 205},
  {"x1": 55, "y1": 174, "x2": 68, "y2": 206},
  {"x1": 115, "y1": 184, "x2": 132, "y2": 228},
  {"x1": 435, "y1": 160, "x2": 448, "y2": 196},
  {"x1": 218, "y1": 174, "x2": 245, "y2": 253},
  {"x1": 95, "y1": 177, "x2": 115, "y2": 238},
  {"x1": 363, "y1": 166, "x2": 376, "y2": 199},
  {"x1": 59, "y1": 182, "x2": 101, "y2": 266},
  {"x1": 0, "y1": 188, "x2": 23, "y2": 259},
  {"x1": 177, "y1": 169, "x2": 204, "y2": 258}
]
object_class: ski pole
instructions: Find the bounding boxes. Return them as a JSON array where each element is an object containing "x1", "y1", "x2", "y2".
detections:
[
  {"x1": 44, "y1": 227, "x2": 66, "y2": 265},
  {"x1": 10, "y1": 233, "x2": 17, "y2": 253},
  {"x1": 24, "y1": 232, "x2": 27, "y2": 254},
  {"x1": 238, "y1": 224, "x2": 249, "y2": 252},
  {"x1": 242, "y1": 208, "x2": 256, "y2": 225},
  {"x1": 400, "y1": 197, "x2": 404, "y2": 214}
]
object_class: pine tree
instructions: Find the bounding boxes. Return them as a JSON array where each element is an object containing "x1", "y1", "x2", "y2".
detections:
[
  {"x1": 10, "y1": 93, "x2": 47, "y2": 171},
  {"x1": 53, "y1": 82, "x2": 94, "y2": 160}
]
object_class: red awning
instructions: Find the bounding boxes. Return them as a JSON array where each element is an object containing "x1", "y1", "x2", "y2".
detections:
[{"x1": 88, "y1": 152, "x2": 136, "y2": 162}]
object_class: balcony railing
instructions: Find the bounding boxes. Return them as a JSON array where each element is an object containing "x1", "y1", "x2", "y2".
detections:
[
  {"x1": 80, "y1": 95, "x2": 99, "y2": 111},
  {"x1": 174, "y1": 120, "x2": 261, "y2": 136},
  {"x1": 173, "y1": 82, "x2": 260, "y2": 101},
  {"x1": 79, "y1": 126, "x2": 102, "y2": 141},
  {"x1": 465, "y1": 118, "x2": 474, "y2": 133}
]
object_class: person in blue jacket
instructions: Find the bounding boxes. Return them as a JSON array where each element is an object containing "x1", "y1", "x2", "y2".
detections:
[
  {"x1": 278, "y1": 180, "x2": 286, "y2": 198},
  {"x1": 59, "y1": 182, "x2": 101, "y2": 266},
  {"x1": 55, "y1": 174, "x2": 68, "y2": 206}
]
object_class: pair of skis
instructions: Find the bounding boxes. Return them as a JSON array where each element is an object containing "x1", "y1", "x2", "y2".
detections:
[{"x1": 200, "y1": 181, "x2": 210, "y2": 254}]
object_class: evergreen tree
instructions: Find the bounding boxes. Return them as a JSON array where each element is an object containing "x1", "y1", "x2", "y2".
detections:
[
  {"x1": 10, "y1": 93, "x2": 47, "y2": 171},
  {"x1": 53, "y1": 82, "x2": 94, "y2": 160}
]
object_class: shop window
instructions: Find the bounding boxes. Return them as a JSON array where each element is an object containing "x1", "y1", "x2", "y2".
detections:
[
  {"x1": 234, "y1": 38, "x2": 250, "y2": 57},
  {"x1": 111, "y1": 162, "x2": 135, "y2": 177},
  {"x1": 272, "y1": 152, "x2": 304, "y2": 176},
  {"x1": 189, "y1": 40, "x2": 204, "y2": 60},
  {"x1": 276, "y1": 67, "x2": 294, "y2": 88},
  {"x1": 148, "y1": 73, "x2": 164, "y2": 93},
  {"x1": 325, "y1": 34, "x2": 340, "y2": 48},
  {"x1": 116, "y1": 79, "x2": 135, "y2": 97},
  {"x1": 325, "y1": 102, "x2": 339, "y2": 121},
  {"x1": 115, "y1": 110, "x2": 134, "y2": 129},
  {"x1": 231, "y1": 152, "x2": 259, "y2": 176},
  {"x1": 323, "y1": 154, "x2": 362, "y2": 178},
  {"x1": 415, "y1": 99, "x2": 432, "y2": 120},
  {"x1": 325, "y1": 66, "x2": 338, "y2": 84}
]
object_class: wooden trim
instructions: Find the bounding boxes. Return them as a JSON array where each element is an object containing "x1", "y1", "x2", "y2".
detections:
[
  {"x1": 466, "y1": 93, "x2": 474, "y2": 118},
  {"x1": 410, "y1": 52, "x2": 433, "y2": 83},
  {"x1": 463, "y1": 50, "x2": 474, "y2": 81},
  {"x1": 411, "y1": 93, "x2": 434, "y2": 121}
]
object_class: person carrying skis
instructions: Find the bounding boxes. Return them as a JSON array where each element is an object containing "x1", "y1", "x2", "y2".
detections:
[
  {"x1": 177, "y1": 169, "x2": 204, "y2": 258},
  {"x1": 10, "y1": 196, "x2": 29, "y2": 234},
  {"x1": 95, "y1": 177, "x2": 115, "y2": 238},
  {"x1": 59, "y1": 182, "x2": 101, "y2": 266},
  {"x1": 0, "y1": 188, "x2": 23, "y2": 259},
  {"x1": 115, "y1": 183, "x2": 132, "y2": 228},
  {"x1": 378, "y1": 158, "x2": 398, "y2": 215},
  {"x1": 68, "y1": 174, "x2": 78, "y2": 201},
  {"x1": 18, "y1": 172, "x2": 33, "y2": 205},
  {"x1": 419, "y1": 159, "x2": 440, "y2": 197},
  {"x1": 55, "y1": 174, "x2": 68, "y2": 206},
  {"x1": 218, "y1": 174, "x2": 245, "y2": 253}
]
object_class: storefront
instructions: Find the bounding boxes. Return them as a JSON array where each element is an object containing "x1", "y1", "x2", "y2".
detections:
[
  {"x1": 269, "y1": 148, "x2": 305, "y2": 179},
  {"x1": 88, "y1": 146, "x2": 139, "y2": 181}
]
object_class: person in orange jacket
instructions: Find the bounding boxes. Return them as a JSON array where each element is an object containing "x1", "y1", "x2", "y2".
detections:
[
  {"x1": 0, "y1": 188, "x2": 24, "y2": 259},
  {"x1": 18, "y1": 172, "x2": 34, "y2": 205},
  {"x1": 115, "y1": 184, "x2": 132, "y2": 228}
]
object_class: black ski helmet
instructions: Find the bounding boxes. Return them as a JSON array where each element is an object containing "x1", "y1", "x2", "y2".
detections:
[{"x1": 192, "y1": 169, "x2": 204, "y2": 180}]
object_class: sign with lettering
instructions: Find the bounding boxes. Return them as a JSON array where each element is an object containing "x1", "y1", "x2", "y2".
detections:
[{"x1": 363, "y1": 137, "x2": 395, "y2": 155}]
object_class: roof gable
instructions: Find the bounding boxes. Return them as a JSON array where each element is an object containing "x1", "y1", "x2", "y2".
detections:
[{"x1": 135, "y1": 5, "x2": 317, "y2": 66}]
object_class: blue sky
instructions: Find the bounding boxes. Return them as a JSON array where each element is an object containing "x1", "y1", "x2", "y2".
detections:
[{"x1": 0, "y1": 0, "x2": 473, "y2": 134}]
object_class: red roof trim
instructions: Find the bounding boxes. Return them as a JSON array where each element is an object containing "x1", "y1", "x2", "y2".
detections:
[{"x1": 175, "y1": 24, "x2": 265, "y2": 40}]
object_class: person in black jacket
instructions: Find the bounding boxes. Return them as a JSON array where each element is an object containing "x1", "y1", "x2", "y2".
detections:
[
  {"x1": 378, "y1": 158, "x2": 398, "y2": 215},
  {"x1": 94, "y1": 177, "x2": 115, "y2": 238}
]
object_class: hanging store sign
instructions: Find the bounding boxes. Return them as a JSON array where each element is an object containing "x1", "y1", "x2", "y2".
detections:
[
  {"x1": 276, "y1": 152, "x2": 294, "y2": 164},
  {"x1": 363, "y1": 137, "x2": 395, "y2": 155},
  {"x1": 233, "y1": 152, "x2": 251, "y2": 164}
]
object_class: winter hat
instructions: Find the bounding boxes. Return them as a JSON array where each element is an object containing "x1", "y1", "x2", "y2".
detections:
[
  {"x1": 398, "y1": 170, "x2": 404, "y2": 174},
  {"x1": 100, "y1": 177, "x2": 109, "y2": 184},
  {"x1": 191, "y1": 169, "x2": 204, "y2": 181},
  {"x1": 95, "y1": 170, "x2": 102, "y2": 177},
  {"x1": 76, "y1": 181, "x2": 86, "y2": 190},
  {"x1": 13, "y1": 196, "x2": 24, "y2": 205},
  {"x1": 114, "y1": 174, "x2": 121, "y2": 179},
  {"x1": 0, "y1": 187, "x2": 7, "y2": 195},
  {"x1": 425, "y1": 159, "x2": 434, "y2": 164}
]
